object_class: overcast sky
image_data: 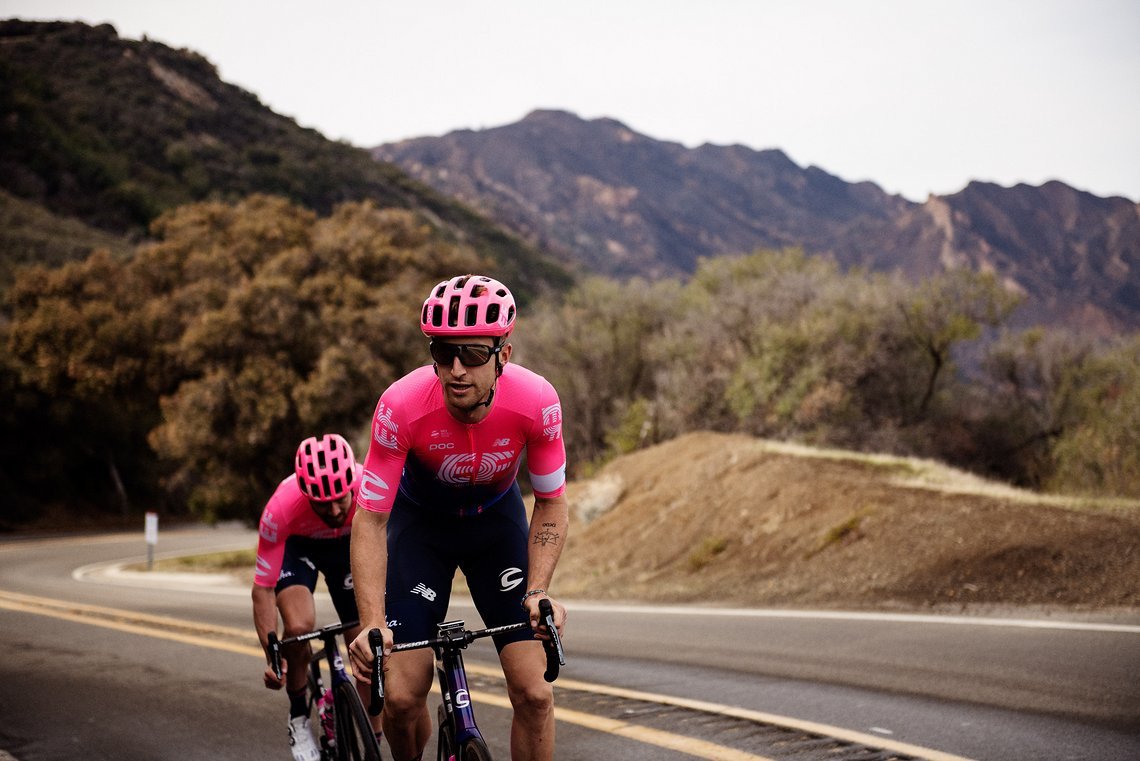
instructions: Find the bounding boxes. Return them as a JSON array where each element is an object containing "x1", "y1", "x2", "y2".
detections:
[{"x1": 3, "y1": 0, "x2": 1138, "y2": 202}]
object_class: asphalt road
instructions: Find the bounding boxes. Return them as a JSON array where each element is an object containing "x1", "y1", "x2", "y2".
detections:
[{"x1": 1, "y1": 524, "x2": 1137, "y2": 761}]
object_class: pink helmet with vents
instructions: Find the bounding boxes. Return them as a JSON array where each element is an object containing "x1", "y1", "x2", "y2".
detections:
[
  {"x1": 294, "y1": 434, "x2": 357, "y2": 502},
  {"x1": 421, "y1": 274, "x2": 516, "y2": 338}
]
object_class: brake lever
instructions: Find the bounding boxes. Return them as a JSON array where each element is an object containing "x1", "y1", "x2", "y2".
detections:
[
  {"x1": 368, "y1": 628, "x2": 385, "y2": 716},
  {"x1": 537, "y1": 598, "x2": 565, "y2": 682},
  {"x1": 267, "y1": 631, "x2": 283, "y2": 681}
]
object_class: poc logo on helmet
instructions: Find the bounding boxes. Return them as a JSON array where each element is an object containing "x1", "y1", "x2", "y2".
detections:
[{"x1": 499, "y1": 567, "x2": 523, "y2": 591}]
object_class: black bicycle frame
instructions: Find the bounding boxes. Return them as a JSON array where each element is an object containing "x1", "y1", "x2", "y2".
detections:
[{"x1": 271, "y1": 619, "x2": 360, "y2": 693}]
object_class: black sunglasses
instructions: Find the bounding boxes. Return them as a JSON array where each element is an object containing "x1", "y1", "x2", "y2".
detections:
[{"x1": 429, "y1": 341, "x2": 503, "y2": 367}]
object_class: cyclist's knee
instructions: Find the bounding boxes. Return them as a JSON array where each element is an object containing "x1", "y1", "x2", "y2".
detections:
[
  {"x1": 506, "y1": 679, "x2": 553, "y2": 718},
  {"x1": 382, "y1": 688, "x2": 428, "y2": 721},
  {"x1": 281, "y1": 615, "x2": 315, "y2": 637}
]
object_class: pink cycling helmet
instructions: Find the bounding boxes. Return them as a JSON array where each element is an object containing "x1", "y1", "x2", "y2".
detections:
[
  {"x1": 421, "y1": 274, "x2": 516, "y2": 338},
  {"x1": 295, "y1": 434, "x2": 357, "y2": 501}
]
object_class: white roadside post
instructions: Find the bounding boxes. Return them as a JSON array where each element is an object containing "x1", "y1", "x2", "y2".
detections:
[{"x1": 145, "y1": 511, "x2": 159, "y2": 571}]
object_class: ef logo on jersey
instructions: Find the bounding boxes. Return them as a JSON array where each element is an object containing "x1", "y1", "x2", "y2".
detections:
[{"x1": 541, "y1": 403, "x2": 562, "y2": 442}]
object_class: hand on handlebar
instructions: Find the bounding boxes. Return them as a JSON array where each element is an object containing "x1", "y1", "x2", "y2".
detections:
[
  {"x1": 264, "y1": 632, "x2": 286, "y2": 690},
  {"x1": 263, "y1": 660, "x2": 287, "y2": 689},
  {"x1": 348, "y1": 624, "x2": 393, "y2": 685},
  {"x1": 524, "y1": 593, "x2": 566, "y2": 640}
]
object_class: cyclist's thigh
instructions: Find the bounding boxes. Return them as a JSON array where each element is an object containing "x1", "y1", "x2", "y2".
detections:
[
  {"x1": 306, "y1": 535, "x2": 358, "y2": 623},
  {"x1": 384, "y1": 499, "x2": 457, "y2": 643},
  {"x1": 459, "y1": 485, "x2": 532, "y2": 651},
  {"x1": 383, "y1": 647, "x2": 435, "y2": 707},
  {"x1": 498, "y1": 639, "x2": 552, "y2": 700},
  {"x1": 276, "y1": 536, "x2": 320, "y2": 633},
  {"x1": 276, "y1": 585, "x2": 317, "y2": 634}
]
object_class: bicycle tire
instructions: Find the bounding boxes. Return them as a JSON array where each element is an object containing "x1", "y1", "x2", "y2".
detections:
[
  {"x1": 459, "y1": 737, "x2": 493, "y2": 761},
  {"x1": 308, "y1": 669, "x2": 335, "y2": 761},
  {"x1": 334, "y1": 681, "x2": 382, "y2": 761},
  {"x1": 436, "y1": 703, "x2": 456, "y2": 761}
]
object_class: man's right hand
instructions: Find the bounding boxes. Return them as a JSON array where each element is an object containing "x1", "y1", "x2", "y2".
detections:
[
  {"x1": 348, "y1": 624, "x2": 393, "y2": 684},
  {"x1": 263, "y1": 659, "x2": 286, "y2": 690}
]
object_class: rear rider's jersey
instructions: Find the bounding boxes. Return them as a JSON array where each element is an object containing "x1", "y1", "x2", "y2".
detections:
[
  {"x1": 252, "y1": 465, "x2": 361, "y2": 588},
  {"x1": 356, "y1": 363, "x2": 566, "y2": 516}
]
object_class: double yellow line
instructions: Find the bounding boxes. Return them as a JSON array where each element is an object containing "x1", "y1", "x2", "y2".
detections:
[{"x1": 0, "y1": 588, "x2": 973, "y2": 761}]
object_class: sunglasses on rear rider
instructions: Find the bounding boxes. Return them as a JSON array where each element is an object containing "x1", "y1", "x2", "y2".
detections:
[{"x1": 429, "y1": 341, "x2": 504, "y2": 367}]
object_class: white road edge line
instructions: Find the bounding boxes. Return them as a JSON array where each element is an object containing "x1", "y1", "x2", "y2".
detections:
[
  {"x1": 558, "y1": 602, "x2": 1140, "y2": 633},
  {"x1": 70, "y1": 549, "x2": 1140, "y2": 634}
]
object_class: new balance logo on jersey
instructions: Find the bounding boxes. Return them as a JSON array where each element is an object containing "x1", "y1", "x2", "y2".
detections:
[
  {"x1": 411, "y1": 583, "x2": 437, "y2": 601},
  {"x1": 493, "y1": 437, "x2": 511, "y2": 448}
]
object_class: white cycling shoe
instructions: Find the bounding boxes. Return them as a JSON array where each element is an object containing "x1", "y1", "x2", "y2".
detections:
[{"x1": 287, "y1": 715, "x2": 321, "y2": 761}]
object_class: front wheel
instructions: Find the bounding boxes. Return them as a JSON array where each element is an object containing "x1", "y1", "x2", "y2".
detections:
[
  {"x1": 459, "y1": 737, "x2": 494, "y2": 761},
  {"x1": 334, "y1": 682, "x2": 382, "y2": 761},
  {"x1": 436, "y1": 703, "x2": 456, "y2": 761}
]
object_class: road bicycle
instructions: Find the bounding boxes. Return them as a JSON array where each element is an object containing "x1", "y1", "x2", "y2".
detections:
[
  {"x1": 268, "y1": 620, "x2": 383, "y2": 761},
  {"x1": 367, "y1": 598, "x2": 565, "y2": 761}
]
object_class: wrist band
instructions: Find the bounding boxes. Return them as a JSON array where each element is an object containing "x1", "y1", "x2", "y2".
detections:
[{"x1": 520, "y1": 588, "x2": 546, "y2": 608}]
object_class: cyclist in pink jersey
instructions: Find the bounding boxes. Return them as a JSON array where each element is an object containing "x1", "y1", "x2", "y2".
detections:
[
  {"x1": 349, "y1": 274, "x2": 569, "y2": 761},
  {"x1": 252, "y1": 434, "x2": 381, "y2": 761}
]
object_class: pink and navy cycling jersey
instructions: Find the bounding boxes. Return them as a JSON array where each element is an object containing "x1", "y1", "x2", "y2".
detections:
[
  {"x1": 253, "y1": 465, "x2": 362, "y2": 588},
  {"x1": 356, "y1": 364, "x2": 566, "y2": 516}
]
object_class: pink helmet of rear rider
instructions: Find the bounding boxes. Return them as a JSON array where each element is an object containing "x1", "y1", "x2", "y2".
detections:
[
  {"x1": 295, "y1": 434, "x2": 358, "y2": 501},
  {"x1": 421, "y1": 274, "x2": 516, "y2": 338}
]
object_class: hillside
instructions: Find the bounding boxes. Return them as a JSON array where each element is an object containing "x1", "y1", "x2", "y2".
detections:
[
  {"x1": 0, "y1": 188, "x2": 132, "y2": 288},
  {"x1": 376, "y1": 110, "x2": 1140, "y2": 334},
  {"x1": 556, "y1": 432, "x2": 1140, "y2": 613},
  {"x1": 0, "y1": 20, "x2": 571, "y2": 298}
]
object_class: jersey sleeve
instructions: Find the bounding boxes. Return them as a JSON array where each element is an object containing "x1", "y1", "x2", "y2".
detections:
[
  {"x1": 253, "y1": 486, "x2": 290, "y2": 588},
  {"x1": 526, "y1": 379, "x2": 567, "y2": 498},
  {"x1": 356, "y1": 390, "x2": 410, "y2": 514}
]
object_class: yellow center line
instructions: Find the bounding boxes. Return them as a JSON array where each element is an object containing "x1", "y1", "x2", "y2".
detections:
[
  {"x1": 0, "y1": 589, "x2": 975, "y2": 761},
  {"x1": 472, "y1": 690, "x2": 769, "y2": 761},
  {"x1": 467, "y1": 664, "x2": 976, "y2": 761}
]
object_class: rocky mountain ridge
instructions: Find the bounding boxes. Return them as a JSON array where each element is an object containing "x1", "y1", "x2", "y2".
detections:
[{"x1": 376, "y1": 109, "x2": 1140, "y2": 333}]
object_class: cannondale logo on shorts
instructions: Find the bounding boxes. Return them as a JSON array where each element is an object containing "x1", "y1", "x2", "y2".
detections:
[
  {"x1": 498, "y1": 567, "x2": 524, "y2": 591},
  {"x1": 343, "y1": 572, "x2": 354, "y2": 590}
]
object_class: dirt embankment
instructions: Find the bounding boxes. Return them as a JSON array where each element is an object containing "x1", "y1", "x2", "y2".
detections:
[{"x1": 555, "y1": 432, "x2": 1140, "y2": 614}]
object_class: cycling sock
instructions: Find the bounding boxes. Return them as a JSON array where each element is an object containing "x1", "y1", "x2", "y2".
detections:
[{"x1": 287, "y1": 688, "x2": 308, "y2": 718}]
